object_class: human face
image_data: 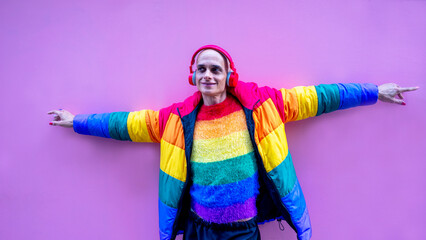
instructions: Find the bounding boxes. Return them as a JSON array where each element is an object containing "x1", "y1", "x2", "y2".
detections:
[{"x1": 195, "y1": 49, "x2": 228, "y2": 98}]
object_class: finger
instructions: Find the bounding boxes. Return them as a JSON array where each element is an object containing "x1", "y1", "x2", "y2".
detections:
[
  {"x1": 397, "y1": 93, "x2": 404, "y2": 99},
  {"x1": 50, "y1": 121, "x2": 60, "y2": 126},
  {"x1": 392, "y1": 98, "x2": 406, "y2": 105},
  {"x1": 47, "y1": 110, "x2": 60, "y2": 115},
  {"x1": 51, "y1": 120, "x2": 67, "y2": 126},
  {"x1": 398, "y1": 86, "x2": 419, "y2": 92},
  {"x1": 49, "y1": 113, "x2": 59, "y2": 119}
]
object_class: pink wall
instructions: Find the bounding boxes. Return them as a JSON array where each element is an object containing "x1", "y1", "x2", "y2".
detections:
[{"x1": 1, "y1": 0, "x2": 425, "y2": 239}]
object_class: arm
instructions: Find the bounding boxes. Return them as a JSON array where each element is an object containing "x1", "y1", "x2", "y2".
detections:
[
  {"x1": 279, "y1": 83, "x2": 418, "y2": 123},
  {"x1": 48, "y1": 109, "x2": 161, "y2": 143},
  {"x1": 280, "y1": 83, "x2": 378, "y2": 123}
]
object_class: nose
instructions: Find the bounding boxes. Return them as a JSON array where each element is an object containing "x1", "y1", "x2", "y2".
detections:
[{"x1": 203, "y1": 69, "x2": 213, "y2": 79}]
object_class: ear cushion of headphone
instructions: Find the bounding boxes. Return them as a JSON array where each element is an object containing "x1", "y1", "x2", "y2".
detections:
[
  {"x1": 227, "y1": 71, "x2": 239, "y2": 87},
  {"x1": 188, "y1": 71, "x2": 197, "y2": 86},
  {"x1": 226, "y1": 72, "x2": 232, "y2": 86}
]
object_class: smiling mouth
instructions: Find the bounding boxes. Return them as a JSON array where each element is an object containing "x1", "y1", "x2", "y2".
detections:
[{"x1": 201, "y1": 82, "x2": 216, "y2": 85}]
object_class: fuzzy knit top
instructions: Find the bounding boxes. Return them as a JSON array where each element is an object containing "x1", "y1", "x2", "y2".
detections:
[{"x1": 189, "y1": 94, "x2": 260, "y2": 224}]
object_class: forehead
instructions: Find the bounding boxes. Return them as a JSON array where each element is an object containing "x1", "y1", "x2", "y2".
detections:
[{"x1": 196, "y1": 49, "x2": 225, "y2": 67}]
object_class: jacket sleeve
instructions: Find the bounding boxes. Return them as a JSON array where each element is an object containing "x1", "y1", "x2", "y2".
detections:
[
  {"x1": 279, "y1": 83, "x2": 378, "y2": 123},
  {"x1": 72, "y1": 110, "x2": 161, "y2": 143}
]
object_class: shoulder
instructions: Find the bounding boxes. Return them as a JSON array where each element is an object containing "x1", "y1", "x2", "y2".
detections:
[
  {"x1": 231, "y1": 81, "x2": 281, "y2": 109},
  {"x1": 158, "y1": 91, "x2": 202, "y2": 118}
]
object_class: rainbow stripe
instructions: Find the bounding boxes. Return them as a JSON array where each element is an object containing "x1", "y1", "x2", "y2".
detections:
[{"x1": 190, "y1": 95, "x2": 259, "y2": 223}]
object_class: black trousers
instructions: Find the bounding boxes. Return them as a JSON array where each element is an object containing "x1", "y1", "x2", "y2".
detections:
[{"x1": 183, "y1": 211, "x2": 261, "y2": 240}]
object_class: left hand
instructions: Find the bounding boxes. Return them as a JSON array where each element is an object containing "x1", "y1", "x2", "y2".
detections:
[{"x1": 378, "y1": 83, "x2": 419, "y2": 105}]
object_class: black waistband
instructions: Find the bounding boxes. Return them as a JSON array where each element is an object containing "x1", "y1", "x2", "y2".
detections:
[{"x1": 189, "y1": 211, "x2": 258, "y2": 231}]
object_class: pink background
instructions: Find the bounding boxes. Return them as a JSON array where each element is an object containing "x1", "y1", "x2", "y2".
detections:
[{"x1": 1, "y1": 0, "x2": 425, "y2": 239}]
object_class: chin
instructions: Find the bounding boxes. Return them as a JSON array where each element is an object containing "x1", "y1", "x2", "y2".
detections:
[
  {"x1": 200, "y1": 89, "x2": 217, "y2": 96},
  {"x1": 197, "y1": 84, "x2": 226, "y2": 96}
]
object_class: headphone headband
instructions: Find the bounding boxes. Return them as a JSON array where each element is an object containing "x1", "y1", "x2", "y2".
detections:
[{"x1": 189, "y1": 45, "x2": 237, "y2": 73}]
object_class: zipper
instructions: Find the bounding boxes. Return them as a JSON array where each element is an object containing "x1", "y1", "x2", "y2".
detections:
[
  {"x1": 170, "y1": 104, "x2": 199, "y2": 239},
  {"x1": 278, "y1": 219, "x2": 286, "y2": 231},
  {"x1": 170, "y1": 107, "x2": 186, "y2": 240},
  {"x1": 244, "y1": 103, "x2": 297, "y2": 231}
]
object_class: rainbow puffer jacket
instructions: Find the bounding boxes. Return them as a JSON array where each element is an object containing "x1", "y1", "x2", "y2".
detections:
[{"x1": 73, "y1": 81, "x2": 378, "y2": 240}]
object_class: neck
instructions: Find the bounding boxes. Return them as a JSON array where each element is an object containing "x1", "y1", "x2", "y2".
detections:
[{"x1": 202, "y1": 91, "x2": 227, "y2": 106}]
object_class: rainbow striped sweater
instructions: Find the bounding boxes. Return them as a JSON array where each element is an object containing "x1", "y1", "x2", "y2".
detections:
[{"x1": 190, "y1": 95, "x2": 259, "y2": 223}]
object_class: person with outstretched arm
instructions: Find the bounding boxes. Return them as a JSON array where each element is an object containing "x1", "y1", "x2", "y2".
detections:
[{"x1": 48, "y1": 45, "x2": 418, "y2": 240}]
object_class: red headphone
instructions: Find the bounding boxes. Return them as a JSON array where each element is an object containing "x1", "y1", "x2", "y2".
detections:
[{"x1": 188, "y1": 45, "x2": 239, "y2": 87}]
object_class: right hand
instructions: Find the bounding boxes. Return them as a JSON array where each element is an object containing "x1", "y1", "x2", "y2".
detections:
[{"x1": 47, "y1": 109, "x2": 75, "y2": 128}]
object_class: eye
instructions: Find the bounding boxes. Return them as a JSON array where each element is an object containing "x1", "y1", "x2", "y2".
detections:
[
  {"x1": 211, "y1": 67, "x2": 219, "y2": 73},
  {"x1": 197, "y1": 67, "x2": 205, "y2": 72}
]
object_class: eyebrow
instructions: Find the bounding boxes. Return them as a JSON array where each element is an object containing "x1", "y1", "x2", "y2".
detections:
[{"x1": 196, "y1": 64, "x2": 223, "y2": 70}]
